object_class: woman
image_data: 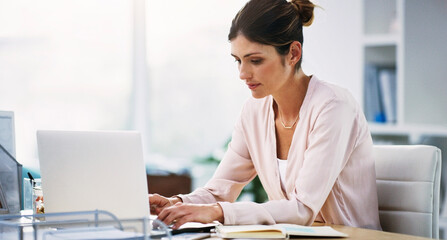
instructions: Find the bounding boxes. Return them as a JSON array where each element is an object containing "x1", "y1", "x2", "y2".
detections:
[{"x1": 149, "y1": 0, "x2": 381, "y2": 230}]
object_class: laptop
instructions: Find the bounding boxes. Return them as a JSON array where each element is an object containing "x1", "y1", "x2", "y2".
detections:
[{"x1": 36, "y1": 130, "x2": 150, "y2": 220}]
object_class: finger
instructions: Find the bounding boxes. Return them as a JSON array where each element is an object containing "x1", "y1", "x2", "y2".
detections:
[
  {"x1": 151, "y1": 194, "x2": 170, "y2": 207},
  {"x1": 157, "y1": 205, "x2": 174, "y2": 222},
  {"x1": 149, "y1": 193, "x2": 163, "y2": 204},
  {"x1": 150, "y1": 205, "x2": 159, "y2": 215},
  {"x1": 172, "y1": 214, "x2": 191, "y2": 229},
  {"x1": 158, "y1": 202, "x2": 184, "y2": 219},
  {"x1": 150, "y1": 194, "x2": 171, "y2": 214},
  {"x1": 154, "y1": 206, "x2": 166, "y2": 215},
  {"x1": 159, "y1": 205, "x2": 187, "y2": 227}
]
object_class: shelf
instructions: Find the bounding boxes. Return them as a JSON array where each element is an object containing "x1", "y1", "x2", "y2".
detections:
[
  {"x1": 363, "y1": 34, "x2": 399, "y2": 47},
  {"x1": 364, "y1": 45, "x2": 396, "y2": 66},
  {"x1": 369, "y1": 123, "x2": 447, "y2": 143},
  {"x1": 362, "y1": 0, "x2": 447, "y2": 126}
]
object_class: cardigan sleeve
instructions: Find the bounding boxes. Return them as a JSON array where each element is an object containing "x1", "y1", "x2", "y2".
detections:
[
  {"x1": 178, "y1": 110, "x2": 258, "y2": 204},
  {"x1": 216, "y1": 98, "x2": 361, "y2": 225}
]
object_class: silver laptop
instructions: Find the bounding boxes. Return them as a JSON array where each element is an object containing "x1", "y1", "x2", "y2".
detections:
[{"x1": 36, "y1": 130, "x2": 150, "y2": 219}]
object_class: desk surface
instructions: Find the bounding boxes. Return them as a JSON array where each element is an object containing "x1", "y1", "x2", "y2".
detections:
[{"x1": 314, "y1": 223, "x2": 432, "y2": 240}]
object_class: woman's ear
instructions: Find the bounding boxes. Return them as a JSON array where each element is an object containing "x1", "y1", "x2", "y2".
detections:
[{"x1": 288, "y1": 41, "x2": 302, "y2": 67}]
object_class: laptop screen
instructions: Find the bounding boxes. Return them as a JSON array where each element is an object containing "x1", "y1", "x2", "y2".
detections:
[{"x1": 37, "y1": 130, "x2": 149, "y2": 219}]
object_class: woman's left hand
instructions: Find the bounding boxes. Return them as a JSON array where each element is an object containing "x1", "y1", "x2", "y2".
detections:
[{"x1": 157, "y1": 202, "x2": 224, "y2": 229}]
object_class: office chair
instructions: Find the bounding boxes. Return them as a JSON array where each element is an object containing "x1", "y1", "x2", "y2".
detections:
[{"x1": 374, "y1": 145, "x2": 441, "y2": 239}]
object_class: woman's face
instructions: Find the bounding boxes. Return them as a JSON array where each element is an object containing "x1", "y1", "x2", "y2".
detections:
[{"x1": 231, "y1": 34, "x2": 292, "y2": 99}]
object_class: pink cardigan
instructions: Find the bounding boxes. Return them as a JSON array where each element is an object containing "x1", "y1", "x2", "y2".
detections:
[{"x1": 179, "y1": 76, "x2": 381, "y2": 230}]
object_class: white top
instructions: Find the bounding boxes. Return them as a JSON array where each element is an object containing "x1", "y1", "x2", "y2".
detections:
[{"x1": 277, "y1": 158, "x2": 288, "y2": 192}]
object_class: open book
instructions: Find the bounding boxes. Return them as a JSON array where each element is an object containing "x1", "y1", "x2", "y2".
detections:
[{"x1": 216, "y1": 224, "x2": 348, "y2": 238}]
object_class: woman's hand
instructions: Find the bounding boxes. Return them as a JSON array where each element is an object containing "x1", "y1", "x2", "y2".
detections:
[
  {"x1": 149, "y1": 193, "x2": 182, "y2": 215},
  {"x1": 157, "y1": 202, "x2": 224, "y2": 229}
]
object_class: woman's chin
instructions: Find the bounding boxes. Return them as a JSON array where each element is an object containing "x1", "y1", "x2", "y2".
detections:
[{"x1": 251, "y1": 92, "x2": 267, "y2": 99}]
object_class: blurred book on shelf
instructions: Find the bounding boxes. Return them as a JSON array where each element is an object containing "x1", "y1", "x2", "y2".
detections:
[
  {"x1": 364, "y1": 64, "x2": 396, "y2": 124},
  {"x1": 378, "y1": 68, "x2": 396, "y2": 123}
]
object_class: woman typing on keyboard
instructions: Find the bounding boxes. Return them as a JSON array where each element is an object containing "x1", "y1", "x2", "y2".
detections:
[{"x1": 149, "y1": 0, "x2": 381, "y2": 231}]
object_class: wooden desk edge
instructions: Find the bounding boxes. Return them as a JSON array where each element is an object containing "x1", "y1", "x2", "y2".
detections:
[{"x1": 313, "y1": 222, "x2": 433, "y2": 240}]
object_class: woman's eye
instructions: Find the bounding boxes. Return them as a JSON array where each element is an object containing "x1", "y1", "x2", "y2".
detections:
[
  {"x1": 251, "y1": 59, "x2": 262, "y2": 64},
  {"x1": 234, "y1": 59, "x2": 241, "y2": 64}
]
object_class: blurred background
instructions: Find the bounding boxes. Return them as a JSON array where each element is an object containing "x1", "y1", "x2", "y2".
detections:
[
  {"x1": 1, "y1": 0, "x2": 447, "y2": 227},
  {"x1": 0, "y1": 0, "x2": 248, "y2": 188}
]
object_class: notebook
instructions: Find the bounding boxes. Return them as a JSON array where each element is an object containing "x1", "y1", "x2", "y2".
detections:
[
  {"x1": 36, "y1": 130, "x2": 150, "y2": 219},
  {"x1": 216, "y1": 224, "x2": 348, "y2": 238}
]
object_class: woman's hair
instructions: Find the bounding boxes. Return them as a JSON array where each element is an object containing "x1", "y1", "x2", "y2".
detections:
[{"x1": 228, "y1": 0, "x2": 315, "y2": 70}]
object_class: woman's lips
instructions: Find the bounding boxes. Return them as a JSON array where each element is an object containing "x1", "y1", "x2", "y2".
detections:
[{"x1": 247, "y1": 83, "x2": 261, "y2": 90}]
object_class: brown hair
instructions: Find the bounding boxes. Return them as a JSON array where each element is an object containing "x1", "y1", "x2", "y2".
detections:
[{"x1": 228, "y1": 0, "x2": 315, "y2": 71}]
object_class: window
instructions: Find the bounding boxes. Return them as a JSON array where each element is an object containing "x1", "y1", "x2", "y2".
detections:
[{"x1": 0, "y1": 0, "x2": 133, "y2": 168}]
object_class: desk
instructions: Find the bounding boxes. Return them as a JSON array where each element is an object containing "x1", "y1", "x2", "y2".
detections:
[{"x1": 312, "y1": 223, "x2": 432, "y2": 240}]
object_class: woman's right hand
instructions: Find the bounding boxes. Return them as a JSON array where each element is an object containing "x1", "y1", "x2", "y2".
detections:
[{"x1": 149, "y1": 193, "x2": 182, "y2": 215}]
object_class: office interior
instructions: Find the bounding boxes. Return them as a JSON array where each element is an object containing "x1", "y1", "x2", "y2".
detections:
[{"x1": 1, "y1": 0, "x2": 447, "y2": 238}]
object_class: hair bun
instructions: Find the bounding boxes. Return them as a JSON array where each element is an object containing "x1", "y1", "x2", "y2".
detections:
[{"x1": 290, "y1": 0, "x2": 315, "y2": 27}]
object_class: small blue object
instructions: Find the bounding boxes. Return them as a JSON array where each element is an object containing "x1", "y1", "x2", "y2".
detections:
[
  {"x1": 374, "y1": 113, "x2": 386, "y2": 123},
  {"x1": 21, "y1": 167, "x2": 41, "y2": 210}
]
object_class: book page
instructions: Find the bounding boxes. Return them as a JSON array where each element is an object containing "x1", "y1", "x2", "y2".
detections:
[
  {"x1": 216, "y1": 225, "x2": 285, "y2": 238},
  {"x1": 217, "y1": 224, "x2": 347, "y2": 238},
  {"x1": 275, "y1": 224, "x2": 347, "y2": 237}
]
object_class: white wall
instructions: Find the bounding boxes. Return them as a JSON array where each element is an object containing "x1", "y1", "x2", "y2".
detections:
[{"x1": 302, "y1": 0, "x2": 363, "y2": 104}]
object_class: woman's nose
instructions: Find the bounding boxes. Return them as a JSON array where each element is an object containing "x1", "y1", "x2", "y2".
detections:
[{"x1": 239, "y1": 64, "x2": 252, "y2": 80}]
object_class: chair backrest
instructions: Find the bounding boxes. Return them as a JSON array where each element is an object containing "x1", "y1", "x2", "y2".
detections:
[{"x1": 374, "y1": 145, "x2": 441, "y2": 239}]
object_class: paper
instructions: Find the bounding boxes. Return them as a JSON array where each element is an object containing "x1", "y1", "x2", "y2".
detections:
[{"x1": 216, "y1": 224, "x2": 348, "y2": 238}]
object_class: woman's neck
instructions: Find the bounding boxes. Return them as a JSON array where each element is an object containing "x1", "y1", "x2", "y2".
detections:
[{"x1": 273, "y1": 69, "x2": 311, "y2": 122}]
